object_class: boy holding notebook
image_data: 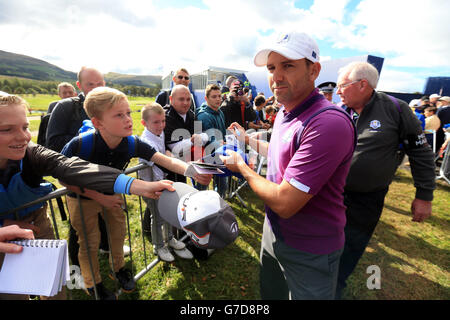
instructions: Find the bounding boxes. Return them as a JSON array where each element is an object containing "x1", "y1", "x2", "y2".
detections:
[
  {"x1": 61, "y1": 87, "x2": 211, "y2": 299},
  {"x1": 0, "y1": 93, "x2": 174, "y2": 300}
]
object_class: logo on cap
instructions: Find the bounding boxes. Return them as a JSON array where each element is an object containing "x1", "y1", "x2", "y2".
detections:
[
  {"x1": 230, "y1": 222, "x2": 238, "y2": 233},
  {"x1": 277, "y1": 34, "x2": 290, "y2": 44},
  {"x1": 312, "y1": 51, "x2": 317, "y2": 59}
]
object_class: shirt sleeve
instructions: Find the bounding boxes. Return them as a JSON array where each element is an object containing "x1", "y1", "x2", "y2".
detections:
[
  {"x1": 136, "y1": 137, "x2": 158, "y2": 161},
  {"x1": 25, "y1": 143, "x2": 123, "y2": 194},
  {"x1": 60, "y1": 136, "x2": 79, "y2": 157},
  {"x1": 283, "y1": 112, "x2": 355, "y2": 195}
]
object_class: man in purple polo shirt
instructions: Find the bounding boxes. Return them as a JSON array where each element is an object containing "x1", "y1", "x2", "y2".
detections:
[{"x1": 221, "y1": 31, "x2": 356, "y2": 300}]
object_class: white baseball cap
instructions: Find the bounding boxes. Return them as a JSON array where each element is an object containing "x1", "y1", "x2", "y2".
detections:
[
  {"x1": 409, "y1": 99, "x2": 420, "y2": 107},
  {"x1": 430, "y1": 93, "x2": 441, "y2": 99},
  {"x1": 157, "y1": 182, "x2": 239, "y2": 249},
  {"x1": 254, "y1": 31, "x2": 320, "y2": 66}
]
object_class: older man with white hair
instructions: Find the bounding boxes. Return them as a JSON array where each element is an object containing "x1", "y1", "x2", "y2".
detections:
[{"x1": 335, "y1": 61, "x2": 436, "y2": 299}]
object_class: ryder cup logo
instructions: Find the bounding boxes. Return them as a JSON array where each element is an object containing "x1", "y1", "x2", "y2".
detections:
[{"x1": 370, "y1": 120, "x2": 381, "y2": 130}]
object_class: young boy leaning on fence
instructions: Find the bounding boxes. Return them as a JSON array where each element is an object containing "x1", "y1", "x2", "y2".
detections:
[
  {"x1": 0, "y1": 93, "x2": 174, "y2": 300},
  {"x1": 138, "y1": 103, "x2": 193, "y2": 262},
  {"x1": 60, "y1": 87, "x2": 212, "y2": 300}
]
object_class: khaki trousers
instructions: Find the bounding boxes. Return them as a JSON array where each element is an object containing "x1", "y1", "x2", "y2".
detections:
[{"x1": 66, "y1": 196, "x2": 126, "y2": 288}]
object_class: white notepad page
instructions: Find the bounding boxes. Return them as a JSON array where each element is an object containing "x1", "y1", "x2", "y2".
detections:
[{"x1": 0, "y1": 239, "x2": 70, "y2": 297}]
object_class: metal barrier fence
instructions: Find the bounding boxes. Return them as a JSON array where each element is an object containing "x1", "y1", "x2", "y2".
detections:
[
  {"x1": 1, "y1": 163, "x2": 158, "y2": 300},
  {"x1": 1, "y1": 153, "x2": 266, "y2": 300},
  {"x1": 436, "y1": 140, "x2": 450, "y2": 185}
]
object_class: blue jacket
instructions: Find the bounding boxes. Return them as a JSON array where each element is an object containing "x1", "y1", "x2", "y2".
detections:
[
  {"x1": 196, "y1": 103, "x2": 227, "y2": 147},
  {"x1": 0, "y1": 143, "x2": 132, "y2": 225},
  {"x1": 414, "y1": 110, "x2": 426, "y2": 130}
]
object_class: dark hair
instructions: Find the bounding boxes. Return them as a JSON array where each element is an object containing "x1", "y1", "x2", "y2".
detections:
[
  {"x1": 424, "y1": 105, "x2": 437, "y2": 113},
  {"x1": 205, "y1": 84, "x2": 221, "y2": 97},
  {"x1": 265, "y1": 105, "x2": 276, "y2": 114},
  {"x1": 254, "y1": 95, "x2": 266, "y2": 107}
]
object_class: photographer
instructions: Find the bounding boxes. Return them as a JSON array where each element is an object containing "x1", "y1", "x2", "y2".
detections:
[{"x1": 221, "y1": 80, "x2": 256, "y2": 129}]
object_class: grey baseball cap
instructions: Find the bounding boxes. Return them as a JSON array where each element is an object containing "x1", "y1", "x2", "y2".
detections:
[{"x1": 157, "y1": 182, "x2": 239, "y2": 249}]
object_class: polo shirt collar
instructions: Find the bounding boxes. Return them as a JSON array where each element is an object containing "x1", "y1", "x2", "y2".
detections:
[{"x1": 281, "y1": 88, "x2": 323, "y2": 123}]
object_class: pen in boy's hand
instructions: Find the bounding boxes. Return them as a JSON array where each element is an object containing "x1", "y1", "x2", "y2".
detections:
[{"x1": 234, "y1": 128, "x2": 240, "y2": 136}]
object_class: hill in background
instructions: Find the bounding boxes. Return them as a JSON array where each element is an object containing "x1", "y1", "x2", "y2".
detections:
[
  {"x1": 104, "y1": 72, "x2": 161, "y2": 88},
  {"x1": 0, "y1": 50, "x2": 76, "y2": 81},
  {"x1": 0, "y1": 50, "x2": 162, "y2": 88}
]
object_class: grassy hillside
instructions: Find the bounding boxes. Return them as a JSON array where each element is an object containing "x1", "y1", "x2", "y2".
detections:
[
  {"x1": 0, "y1": 50, "x2": 161, "y2": 89},
  {"x1": 0, "y1": 50, "x2": 76, "y2": 81},
  {"x1": 105, "y1": 72, "x2": 161, "y2": 88}
]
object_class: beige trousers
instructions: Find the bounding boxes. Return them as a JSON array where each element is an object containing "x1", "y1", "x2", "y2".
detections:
[{"x1": 66, "y1": 196, "x2": 126, "y2": 288}]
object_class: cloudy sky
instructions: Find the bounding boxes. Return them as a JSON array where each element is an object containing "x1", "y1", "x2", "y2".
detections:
[{"x1": 1, "y1": 0, "x2": 449, "y2": 93}]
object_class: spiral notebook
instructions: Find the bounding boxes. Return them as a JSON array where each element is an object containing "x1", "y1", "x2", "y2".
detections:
[{"x1": 0, "y1": 239, "x2": 70, "y2": 297}]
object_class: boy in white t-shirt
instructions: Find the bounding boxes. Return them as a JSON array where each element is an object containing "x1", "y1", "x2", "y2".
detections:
[{"x1": 139, "y1": 103, "x2": 193, "y2": 262}]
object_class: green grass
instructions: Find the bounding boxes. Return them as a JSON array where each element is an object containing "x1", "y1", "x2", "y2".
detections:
[
  {"x1": 22, "y1": 94, "x2": 60, "y2": 112},
  {"x1": 50, "y1": 171, "x2": 263, "y2": 300},
  {"x1": 21, "y1": 93, "x2": 154, "y2": 113},
  {"x1": 44, "y1": 165, "x2": 450, "y2": 300},
  {"x1": 25, "y1": 95, "x2": 450, "y2": 300},
  {"x1": 342, "y1": 170, "x2": 450, "y2": 300}
]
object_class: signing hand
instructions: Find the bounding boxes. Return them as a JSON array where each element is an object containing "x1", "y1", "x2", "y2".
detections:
[
  {"x1": 228, "y1": 122, "x2": 247, "y2": 143},
  {"x1": 220, "y1": 150, "x2": 246, "y2": 173}
]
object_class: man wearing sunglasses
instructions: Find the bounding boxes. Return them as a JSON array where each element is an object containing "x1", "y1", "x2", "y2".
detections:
[
  {"x1": 335, "y1": 61, "x2": 435, "y2": 299},
  {"x1": 156, "y1": 68, "x2": 196, "y2": 113}
]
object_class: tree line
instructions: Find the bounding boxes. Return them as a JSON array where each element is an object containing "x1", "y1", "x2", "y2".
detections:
[{"x1": 0, "y1": 76, "x2": 162, "y2": 97}]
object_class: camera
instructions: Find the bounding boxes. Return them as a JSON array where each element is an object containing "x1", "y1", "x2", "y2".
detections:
[{"x1": 231, "y1": 80, "x2": 244, "y2": 96}]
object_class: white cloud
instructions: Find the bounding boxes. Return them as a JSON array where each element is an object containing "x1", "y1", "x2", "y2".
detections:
[
  {"x1": 377, "y1": 68, "x2": 426, "y2": 93},
  {"x1": 336, "y1": 0, "x2": 450, "y2": 68},
  {"x1": 0, "y1": 0, "x2": 448, "y2": 93}
]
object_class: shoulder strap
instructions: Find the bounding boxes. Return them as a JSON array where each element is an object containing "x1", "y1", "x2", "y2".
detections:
[
  {"x1": 69, "y1": 96, "x2": 83, "y2": 120},
  {"x1": 165, "y1": 90, "x2": 171, "y2": 107},
  {"x1": 294, "y1": 106, "x2": 357, "y2": 151},
  {"x1": 127, "y1": 135, "x2": 138, "y2": 157},
  {"x1": 387, "y1": 95, "x2": 402, "y2": 113},
  {"x1": 76, "y1": 131, "x2": 95, "y2": 161}
]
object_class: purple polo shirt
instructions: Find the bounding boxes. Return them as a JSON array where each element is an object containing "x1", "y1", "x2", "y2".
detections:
[{"x1": 266, "y1": 89, "x2": 355, "y2": 255}]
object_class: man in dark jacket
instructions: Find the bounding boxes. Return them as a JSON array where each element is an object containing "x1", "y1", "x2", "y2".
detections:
[
  {"x1": 335, "y1": 61, "x2": 436, "y2": 299},
  {"x1": 221, "y1": 80, "x2": 256, "y2": 129},
  {"x1": 46, "y1": 67, "x2": 105, "y2": 152},
  {"x1": 164, "y1": 85, "x2": 207, "y2": 183},
  {"x1": 156, "y1": 68, "x2": 196, "y2": 113},
  {"x1": 47, "y1": 82, "x2": 77, "y2": 114}
]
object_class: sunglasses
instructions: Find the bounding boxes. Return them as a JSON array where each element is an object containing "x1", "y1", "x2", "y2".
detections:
[{"x1": 177, "y1": 75, "x2": 190, "y2": 81}]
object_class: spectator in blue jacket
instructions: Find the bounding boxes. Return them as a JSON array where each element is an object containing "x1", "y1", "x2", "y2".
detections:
[
  {"x1": 409, "y1": 99, "x2": 425, "y2": 130},
  {"x1": 196, "y1": 84, "x2": 228, "y2": 196}
]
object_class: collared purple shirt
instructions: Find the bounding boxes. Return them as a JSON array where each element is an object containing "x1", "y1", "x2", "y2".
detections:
[{"x1": 266, "y1": 89, "x2": 355, "y2": 254}]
